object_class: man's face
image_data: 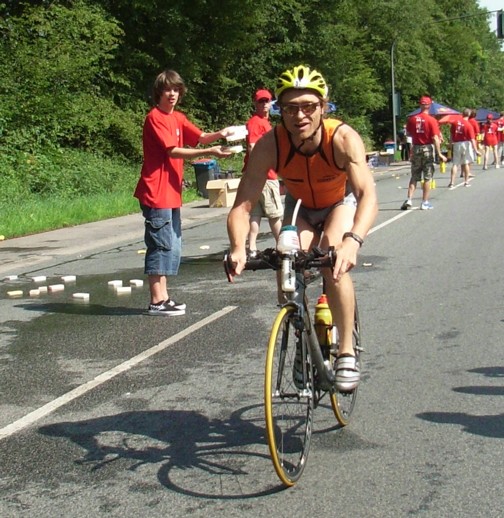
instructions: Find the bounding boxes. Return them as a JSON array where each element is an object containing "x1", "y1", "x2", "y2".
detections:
[
  {"x1": 254, "y1": 98, "x2": 271, "y2": 117},
  {"x1": 159, "y1": 86, "x2": 180, "y2": 111},
  {"x1": 279, "y1": 89, "x2": 323, "y2": 141}
]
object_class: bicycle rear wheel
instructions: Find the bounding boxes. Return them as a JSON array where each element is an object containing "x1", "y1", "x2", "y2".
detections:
[
  {"x1": 264, "y1": 305, "x2": 314, "y2": 487},
  {"x1": 330, "y1": 301, "x2": 361, "y2": 426}
]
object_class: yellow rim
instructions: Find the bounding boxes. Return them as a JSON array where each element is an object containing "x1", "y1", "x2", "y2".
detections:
[{"x1": 264, "y1": 305, "x2": 296, "y2": 487}]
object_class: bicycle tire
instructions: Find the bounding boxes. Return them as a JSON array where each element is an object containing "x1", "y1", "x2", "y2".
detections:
[
  {"x1": 330, "y1": 301, "x2": 361, "y2": 426},
  {"x1": 264, "y1": 305, "x2": 314, "y2": 486}
]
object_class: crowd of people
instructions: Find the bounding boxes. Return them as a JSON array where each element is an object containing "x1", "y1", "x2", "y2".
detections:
[
  {"x1": 400, "y1": 104, "x2": 503, "y2": 210},
  {"x1": 132, "y1": 64, "x2": 501, "y2": 391},
  {"x1": 134, "y1": 64, "x2": 378, "y2": 392}
]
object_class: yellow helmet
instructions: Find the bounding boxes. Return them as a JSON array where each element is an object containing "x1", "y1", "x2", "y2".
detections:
[{"x1": 275, "y1": 65, "x2": 328, "y2": 99}]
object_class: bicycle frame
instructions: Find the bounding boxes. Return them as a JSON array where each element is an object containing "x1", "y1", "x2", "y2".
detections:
[
  {"x1": 284, "y1": 271, "x2": 336, "y2": 392},
  {"x1": 225, "y1": 247, "x2": 337, "y2": 392}
]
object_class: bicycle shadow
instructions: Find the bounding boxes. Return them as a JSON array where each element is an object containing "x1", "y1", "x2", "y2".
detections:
[{"x1": 38, "y1": 405, "x2": 285, "y2": 499}]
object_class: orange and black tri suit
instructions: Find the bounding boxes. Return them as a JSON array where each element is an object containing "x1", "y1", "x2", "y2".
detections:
[{"x1": 274, "y1": 119, "x2": 347, "y2": 209}]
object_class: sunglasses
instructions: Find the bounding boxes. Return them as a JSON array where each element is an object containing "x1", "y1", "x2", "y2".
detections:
[{"x1": 280, "y1": 102, "x2": 321, "y2": 116}]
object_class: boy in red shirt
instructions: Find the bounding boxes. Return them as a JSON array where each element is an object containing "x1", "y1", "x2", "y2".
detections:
[{"x1": 134, "y1": 69, "x2": 233, "y2": 316}]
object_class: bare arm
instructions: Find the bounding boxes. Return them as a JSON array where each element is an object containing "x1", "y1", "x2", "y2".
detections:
[
  {"x1": 168, "y1": 145, "x2": 232, "y2": 160},
  {"x1": 433, "y1": 135, "x2": 447, "y2": 162},
  {"x1": 333, "y1": 125, "x2": 378, "y2": 281},
  {"x1": 199, "y1": 126, "x2": 235, "y2": 145}
]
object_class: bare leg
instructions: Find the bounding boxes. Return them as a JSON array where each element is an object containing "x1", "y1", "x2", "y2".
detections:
[
  {"x1": 422, "y1": 179, "x2": 430, "y2": 202},
  {"x1": 319, "y1": 203, "x2": 356, "y2": 356},
  {"x1": 248, "y1": 215, "x2": 261, "y2": 251},
  {"x1": 407, "y1": 179, "x2": 417, "y2": 200},
  {"x1": 462, "y1": 163, "x2": 470, "y2": 184},
  {"x1": 149, "y1": 274, "x2": 168, "y2": 304},
  {"x1": 450, "y1": 164, "x2": 457, "y2": 185},
  {"x1": 268, "y1": 216, "x2": 282, "y2": 242}
]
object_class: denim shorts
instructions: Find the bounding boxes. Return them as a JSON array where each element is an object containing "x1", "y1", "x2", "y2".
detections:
[{"x1": 141, "y1": 205, "x2": 182, "y2": 276}]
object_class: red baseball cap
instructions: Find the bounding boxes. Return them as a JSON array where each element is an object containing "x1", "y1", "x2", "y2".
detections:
[
  {"x1": 254, "y1": 89, "x2": 272, "y2": 102},
  {"x1": 419, "y1": 96, "x2": 432, "y2": 105},
  {"x1": 487, "y1": 114, "x2": 493, "y2": 119}
]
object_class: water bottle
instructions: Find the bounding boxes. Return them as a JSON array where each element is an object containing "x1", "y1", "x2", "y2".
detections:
[
  {"x1": 314, "y1": 294, "x2": 332, "y2": 348},
  {"x1": 277, "y1": 225, "x2": 300, "y2": 253},
  {"x1": 277, "y1": 225, "x2": 300, "y2": 292}
]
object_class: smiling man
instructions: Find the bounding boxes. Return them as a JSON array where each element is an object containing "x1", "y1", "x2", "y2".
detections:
[{"x1": 227, "y1": 65, "x2": 377, "y2": 391}]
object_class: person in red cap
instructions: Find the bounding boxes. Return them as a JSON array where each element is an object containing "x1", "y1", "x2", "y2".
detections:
[
  {"x1": 243, "y1": 88, "x2": 283, "y2": 256},
  {"x1": 401, "y1": 96, "x2": 447, "y2": 210},
  {"x1": 481, "y1": 113, "x2": 499, "y2": 170}
]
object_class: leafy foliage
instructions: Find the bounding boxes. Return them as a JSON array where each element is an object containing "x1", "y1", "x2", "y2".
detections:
[{"x1": 0, "y1": 0, "x2": 503, "y2": 208}]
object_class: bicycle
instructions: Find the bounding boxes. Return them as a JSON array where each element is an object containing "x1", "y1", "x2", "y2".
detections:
[{"x1": 224, "y1": 246, "x2": 362, "y2": 487}]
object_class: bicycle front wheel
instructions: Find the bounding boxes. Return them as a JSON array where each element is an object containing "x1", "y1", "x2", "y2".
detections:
[
  {"x1": 264, "y1": 305, "x2": 314, "y2": 487},
  {"x1": 330, "y1": 301, "x2": 362, "y2": 426}
]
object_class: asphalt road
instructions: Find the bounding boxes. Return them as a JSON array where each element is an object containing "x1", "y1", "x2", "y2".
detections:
[{"x1": 1, "y1": 163, "x2": 503, "y2": 517}]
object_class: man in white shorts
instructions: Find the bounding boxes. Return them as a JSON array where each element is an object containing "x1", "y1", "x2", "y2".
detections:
[
  {"x1": 448, "y1": 108, "x2": 480, "y2": 188},
  {"x1": 243, "y1": 88, "x2": 283, "y2": 256}
]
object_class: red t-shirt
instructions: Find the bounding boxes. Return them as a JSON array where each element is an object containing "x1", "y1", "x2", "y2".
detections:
[
  {"x1": 450, "y1": 117, "x2": 475, "y2": 143},
  {"x1": 496, "y1": 117, "x2": 504, "y2": 143},
  {"x1": 469, "y1": 117, "x2": 480, "y2": 137},
  {"x1": 134, "y1": 108, "x2": 202, "y2": 208},
  {"x1": 406, "y1": 112, "x2": 440, "y2": 145},
  {"x1": 244, "y1": 114, "x2": 277, "y2": 180},
  {"x1": 481, "y1": 121, "x2": 498, "y2": 146}
]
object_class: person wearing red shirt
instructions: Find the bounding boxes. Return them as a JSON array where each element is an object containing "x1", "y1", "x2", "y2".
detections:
[
  {"x1": 496, "y1": 111, "x2": 504, "y2": 167},
  {"x1": 481, "y1": 114, "x2": 499, "y2": 170},
  {"x1": 244, "y1": 89, "x2": 283, "y2": 256},
  {"x1": 134, "y1": 69, "x2": 233, "y2": 316},
  {"x1": 447, "y1": 109, "x2": 480, "y2": 188},
  {"x1": 401, "y1": 96, "x2": 447, "y2": 210}
]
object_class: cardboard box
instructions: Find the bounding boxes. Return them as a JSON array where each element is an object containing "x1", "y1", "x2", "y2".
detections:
[{"x1": 206, "y1": 178, "x2": 240, "y2": 208}]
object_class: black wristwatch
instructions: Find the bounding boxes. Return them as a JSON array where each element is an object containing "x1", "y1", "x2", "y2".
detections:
[{"x1": 343, "y1": 231, "x2": 364, "y2": 247}]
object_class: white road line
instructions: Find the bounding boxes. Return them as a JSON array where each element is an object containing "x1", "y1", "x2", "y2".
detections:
[
  {"x1": 368, "y1": 208, "x2": 417, "y2": 234},
  {"x1": 0, "y1": 306, "x2": 238, "y2": 441}
]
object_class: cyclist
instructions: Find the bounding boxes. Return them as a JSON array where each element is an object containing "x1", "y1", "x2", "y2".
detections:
[{"x1": 226, "y1": 65, "x2": 378, "y2": 391}]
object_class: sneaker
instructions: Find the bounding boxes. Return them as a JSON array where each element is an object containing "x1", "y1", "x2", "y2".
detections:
[
  {"x1": 335, "y1": 354, "x2": 360, "y2": 392},
  {"x1": 167, "y1": 298, "x2": 186, "y2": 310},
  {"x1": 447, "y1": 183, "x2": 454, "y2": 189},
  {"x1": 147, "y1": 299, "x2": 186, "y2": 316},
  {"x1": 401, "y1": 199, "x2": 412, "y2": 210},
  {"x1": 248, "y1": 249, "x2": 258, "y2": 259},
  {"x1": 464, "y1": 182, "x2": 471, "y2": 187},
  {"x1": 420, "y1": 201, "x2": 433, "y2": 210},
  {"x1": 496, "y1": 164, "x2": 500, "y2": 169}
]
